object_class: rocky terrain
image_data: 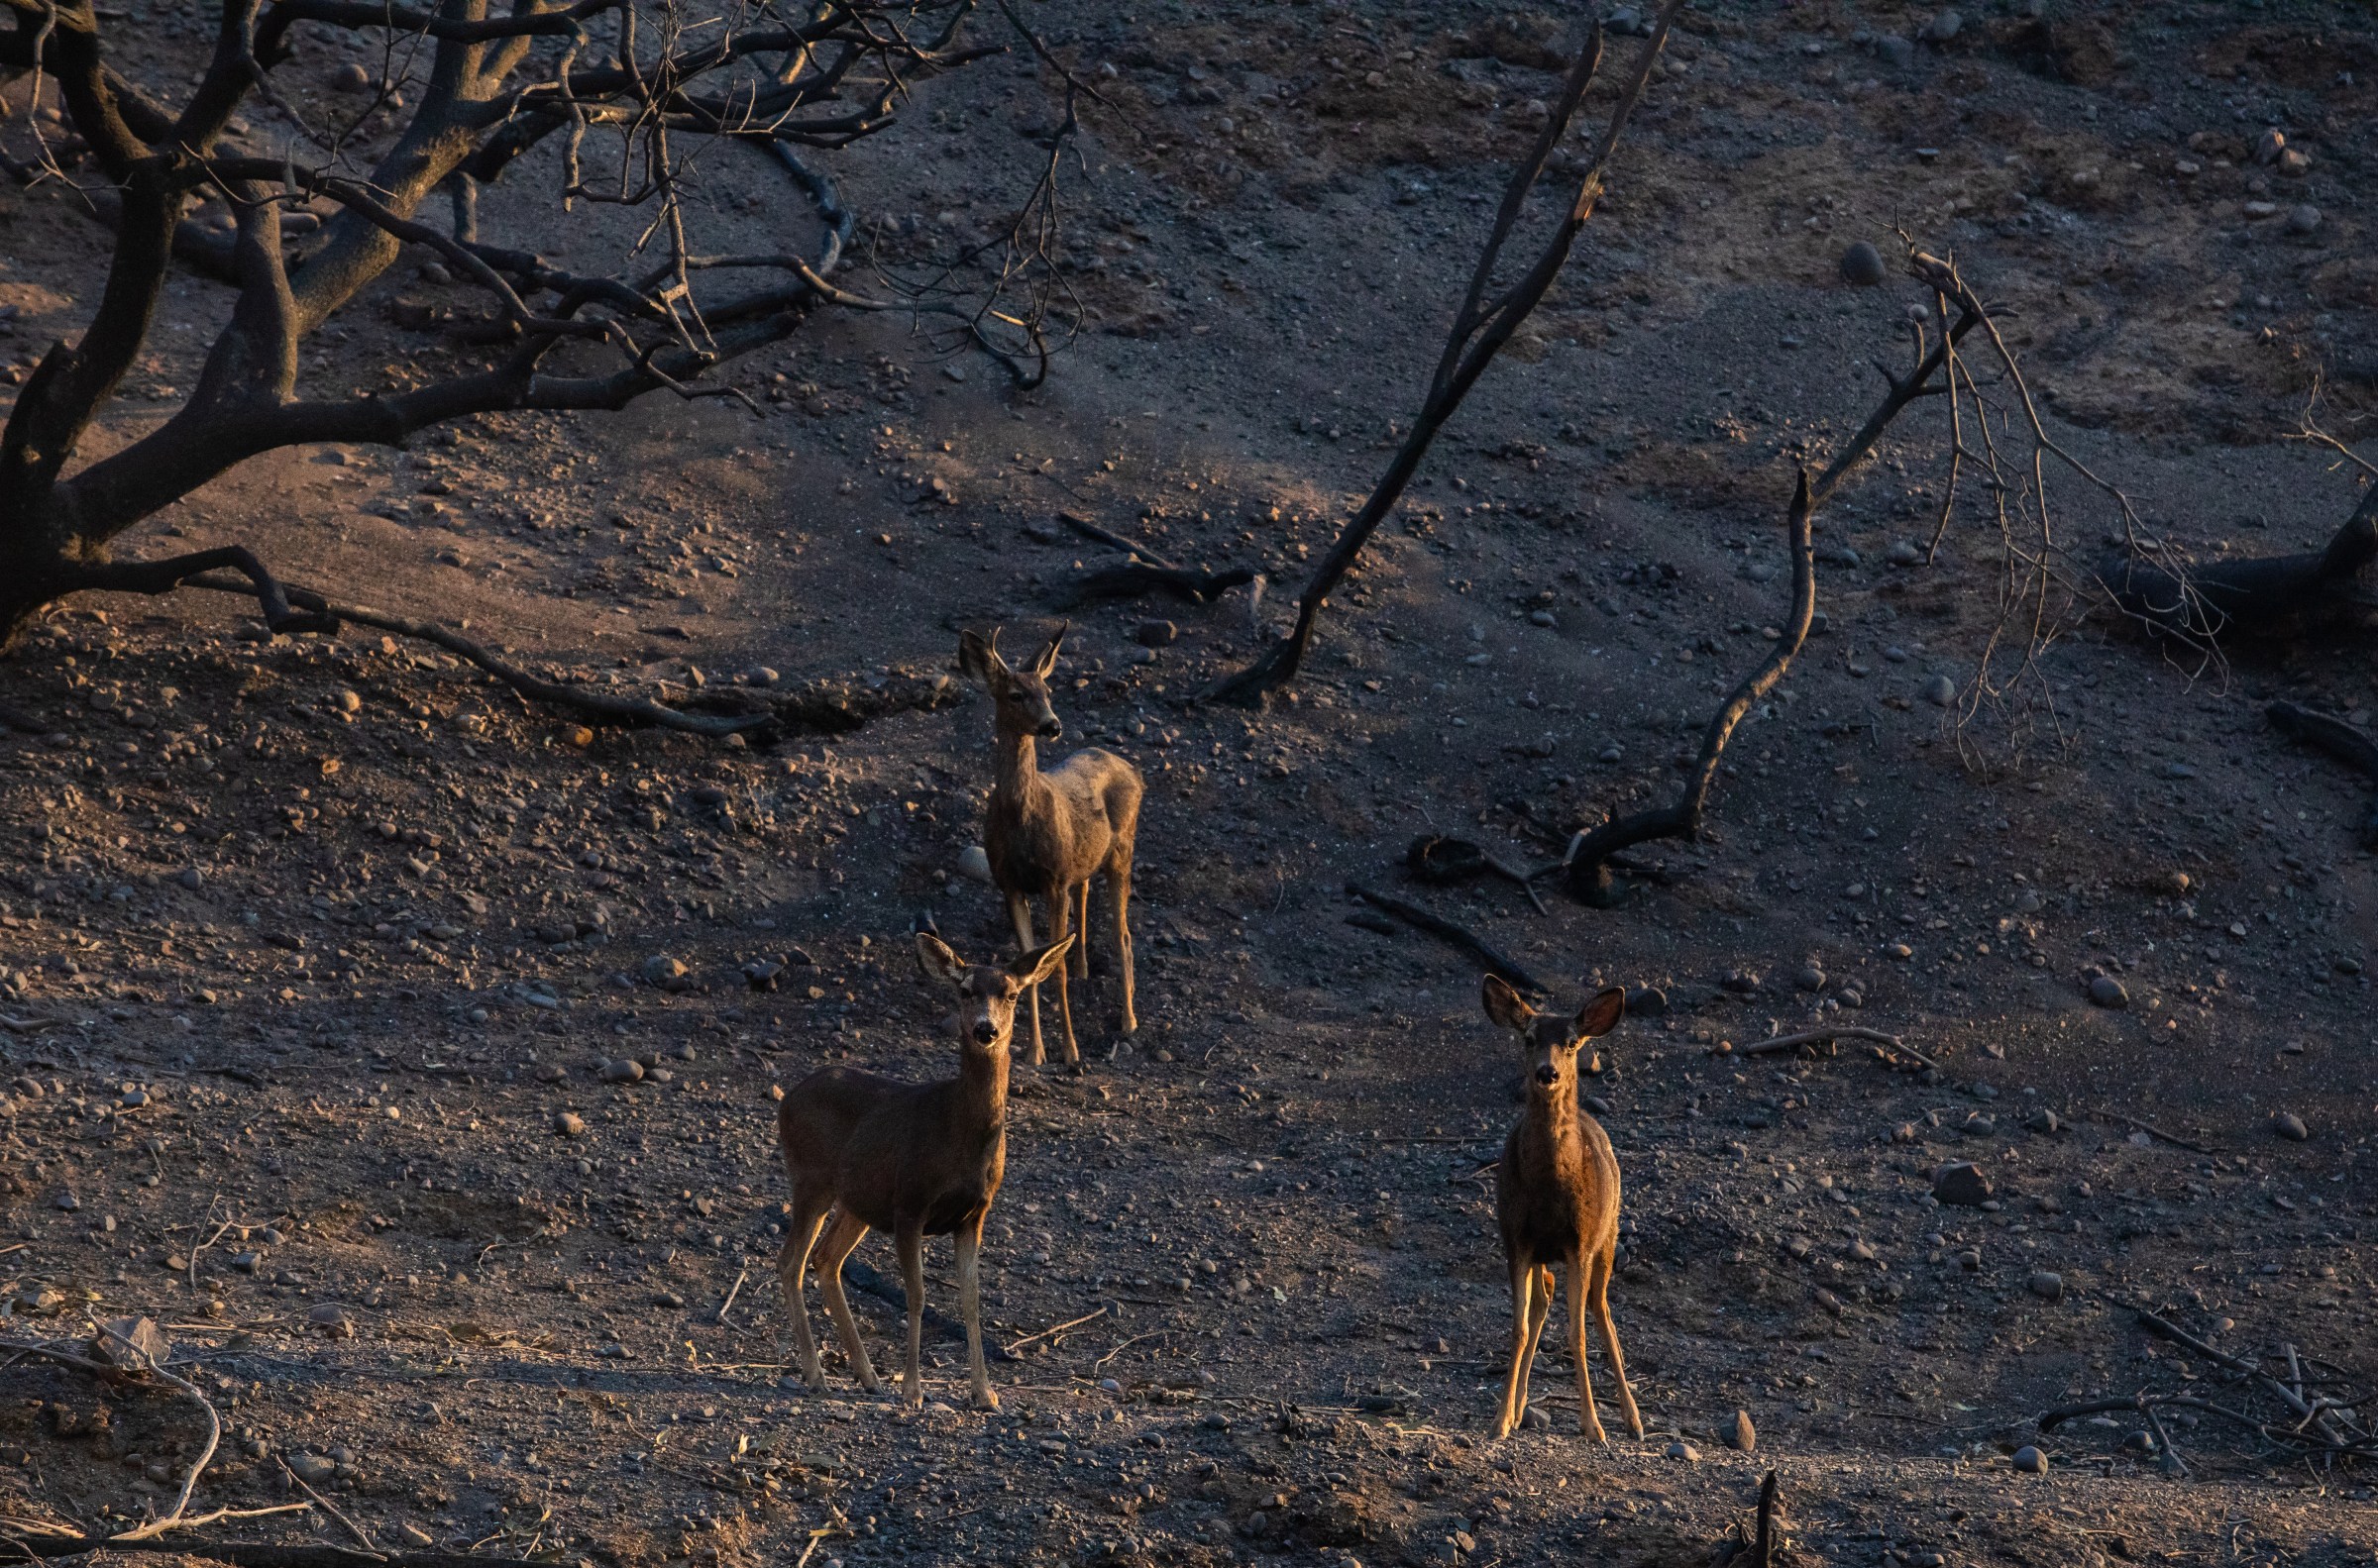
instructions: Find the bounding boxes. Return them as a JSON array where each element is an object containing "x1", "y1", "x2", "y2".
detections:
[{"x1": 1, "y1": 0, "x2": 2375, "y2": 1565}]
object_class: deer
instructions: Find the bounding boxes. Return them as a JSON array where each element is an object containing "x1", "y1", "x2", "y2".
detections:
[
  {"x1": 1480, "y1": 974, "x2": 1644, "y2": 1443},
  {"x1": 774, "y1": 926, "x2": 1073, "y2": 1410},
  {"x1": 955, "y1": 623, "x2": 1143, "y2": 1070}
]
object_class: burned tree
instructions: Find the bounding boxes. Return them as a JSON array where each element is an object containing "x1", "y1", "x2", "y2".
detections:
[{"x1": 0, "y1": 0, "x2": 1051, "y2": 711}]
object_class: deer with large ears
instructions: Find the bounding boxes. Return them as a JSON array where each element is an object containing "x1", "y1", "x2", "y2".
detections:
[
  {"x1": 1481, "y1": 974, "x2": 1644, "y2": 1442},
  {"x1": 774, "y1": 928, "x2": 1073, "y2": 1410},
  {"x1": 955, "y1": 623, "x2": 1143, "y2": 1070}
]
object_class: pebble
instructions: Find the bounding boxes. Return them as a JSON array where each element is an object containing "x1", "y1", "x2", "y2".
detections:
[
  {"x1": 656, "y1": 1291, "x2": 686, "y2": 1308},
  {"x1": 1921, "y1": 673, "x2": 1956, "y2": 707},
  {"x1": 53, "y1": 1190, "x2": 79, "y2": 1211},
  {"x1": 553, "y1": 1111, "x2": 587, "y2": 1137},
  {"x1": 1932, "y1": 1162, "x2": 1994, "y2": 1206},
  {"x1": 2272, "y1": 1111, "x2": 2309, "y2": 1142},
  {"x1": 2028, "y1": 1271, "x2": 2064, "y2": 1301},
  {"x1": 956, "y1": 845, "x2": 997, "y2": 885},
  {"x1": 1520, "y1": 1406, "x2": 1550, "y2": 1431},
  {"x1": 2286, "y1": 204, "x2": 2323, "y2": 236},
  {"x1": 1839, "y1": 241, "x2": 1887, "y2": 286},
  {"x1": 1135, "y1": 619, "x2": 1178, "y2": 648},
  {"x1": 1721, "y1": 970, "x2": 1763, "y2": 994},
  {"x1": 642, "y1": 954, "x2": 690, "y2": 989},
  {"x1": 1887, "y1": 541, "x2": 1922, "y2": 567},
  {"x1": 2087, "y1": 976, "x2": 2129, "y2": 1009},
  {"x1": 305, "y1": 1303, "x2": 355, "y2": 1338},
  {"x1": 2254, "y1": 128, "x2": 2286, "y2": 165},
  {"x1": 1626, "y1": 986, "x2": 1668, "y2": 1017},
  {"x1": 1530, "y1": 608, "x2": 1559, "y2": 628},
  {"x1": 2010, "y1": 1445, "x2": 2047, "y2": 1475},
  {"x1": 1598, "y1": 744, "x2": 1624, "y2": 764},
  {"x1": 2027, "y1": 1108, "x2": 2061, "y2": 1135},
  {"x1": 1731, "y1": 1410, "x2": 1757, "y2": 1453},
  {"x1": 287, "y1": 1451, "x2": 339, "y2": 1483},
  {"x1": 1665, "y1": 1440, "x2": 1700, "y2": 1462},
  {"x1": 1876, "y1": 34, "x2": 1914, "y2": 66},
  {"x1": 176, "y1": 867, "x2": 204, "y2": 890},
  {"x1": 331, "y1": 62, "x2": 372, "y2": 93},
  {"x1": 600, "y1": 1058, "x2": 645, "y2": 1085},
  {"x1": 1795, "y1": 965, "x2": 1826, "y2": 992},
  {"x1": 1921, "y1": 9, "x2": 1962, "y2": 41}
]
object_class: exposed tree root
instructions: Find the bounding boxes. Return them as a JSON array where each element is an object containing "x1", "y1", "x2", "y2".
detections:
[{"x1": 2266, "y1": 699, "x2": 2378, "y2": 849}]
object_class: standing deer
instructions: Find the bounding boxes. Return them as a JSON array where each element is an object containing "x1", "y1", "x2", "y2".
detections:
[
  {"x1": 956, "y1": 624, "x2": 1142, "y2": 1069},
  {"x1": 1481, "y1": 975, "x2": 1644, "y2": 1442},
  {"x1": 774, "y1": 927, "x2": 1073, "y2": 1410}
]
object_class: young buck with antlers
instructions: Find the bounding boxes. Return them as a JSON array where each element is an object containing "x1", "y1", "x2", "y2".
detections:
[
  {"x1": 774, "y1": 928, "x2": 1073, "y2": 1410},
  {"x1": 956, "y1": 624, "x2": 1142, "y2": 1069},
  {"x1": 1481, "y1": 975, "x2": 1644, "y2": 1442}
]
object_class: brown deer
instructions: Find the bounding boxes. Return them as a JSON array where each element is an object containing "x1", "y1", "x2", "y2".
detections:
[
  {"x1": 774, "y1": 927, "x2": 1073, "y2": 1410},
  {"x1": 956, "y1": 623, "x2": 1142, "y2": 1069},
  {"x1": 1481, "y1": 975, "x2": 1643, "y2": 1442}
]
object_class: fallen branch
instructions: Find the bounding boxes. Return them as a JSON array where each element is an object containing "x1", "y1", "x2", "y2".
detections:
[
  {"x1": 277, "y1": 1456, "x2": 378, "y2": 1554},
  {"x1": 1054, "y1": 515, "x2": 1257, "y2": 607},
  {"x1": 2267, "y1": 700, "x2": 2378, "y2": 849},
  {"x1": 2, "y1": 1538, "x2": 508, "y2": 1565},
  {"x1": 1405, "y1": 835, "x2": 1547, "y2": 915},
  {"x1": 178, "y1": 572, "x2": 957, "y2": 742},
  {"x1": 103, "y1": 1322, "x2": 221, "y2": 1543},
  {"x1": 1344, "y1": 883, "x2": 1546, "y2": 995},
  {"x1": 1211, "y1": 2, "x2": 1680, "y2": 704},
  {"x1": 2088, "y1": 1107, "x2": 2221, "y2": 1155},
  {"x1": 2099, "y1": 484, "x2": 2377, "y2": 642},
  {"x1": 1003, "y1": 1306, "x2": 1108, "y2": 1356},
  {"x1": 1563, "y1": 474, "x2": 1815, "y2": 904},
  {"x1": 1732, "y1": 1026, "x2": 1938, "y2": 1072}
]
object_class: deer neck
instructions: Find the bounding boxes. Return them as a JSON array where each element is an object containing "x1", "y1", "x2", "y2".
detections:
[
  {"x1": 991, "y1": 719, "x2": 1048, "y2": 807},
  {"x1": 1520, "y1": 1085, "x2": 1580, "y2": 1154},
  {"x1": 957, "y1": 1036, "x2": 1012, "y2": 1133}
]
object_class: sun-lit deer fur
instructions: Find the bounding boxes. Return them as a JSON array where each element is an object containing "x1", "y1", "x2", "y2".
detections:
[
  {"x1": 774, "y1": 930, "x2": 1072, "y2": 1410},
  {"x1": 956, "y1": 623, "x2": 1143, "y2": 1069},
  {"x1": 1481, "y1": 975, "x2": 1643, "y2": 1442}
]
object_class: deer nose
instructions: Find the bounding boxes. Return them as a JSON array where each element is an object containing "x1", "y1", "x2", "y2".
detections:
[
  {"x1": 1036, "y1": 718, "x2": 1062, "y2": 741},
  {"x1": 974, "y1": 1019, "x2": 999, "y2": 1045},
  {"x1": 1533, "y1": 1064, "x2": 1560, "y2": 1087}
]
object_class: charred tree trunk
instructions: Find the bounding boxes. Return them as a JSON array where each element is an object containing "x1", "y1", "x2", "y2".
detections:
[{"x1": 2100, "y1": 485, "x2": 2378, "y2": 640}]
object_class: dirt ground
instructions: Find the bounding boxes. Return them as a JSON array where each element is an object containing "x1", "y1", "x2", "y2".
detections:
[{"x1": 2, "y1": 1, "x2": 2376, "y2": 1565}]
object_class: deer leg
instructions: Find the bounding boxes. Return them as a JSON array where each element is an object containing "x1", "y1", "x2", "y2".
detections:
[
  {"x1": 815, "y1": 1209, "x2": 879, "y2": 1394},
  {"x1": 1588, "y1": 1244, "x2": 1643, "y2": 1438},
  {"x1": 776, "y1": 1200, "x2": 832, "y2": 1391},
  {"x1": 1513, "y1": 1262, "x2": 1553, "y2": 1411},
  {"x1": 1111, "y1": 858, "x2": 1137, "y2": 1036},
  {"x1": 897, "y1": 1221, "x2": 926, "y2": 1409},
  {"x1": 1008, "y1": 894, "x2": 1043, "y2": 1067},
  {"x1": 1072, "y1": 883, "x2": 1092, "y2": 978},
  {"x1": 1571, "y1": 1258, "x2": 1609, "y2": 1442},
  {"x1": 1495, "y1": 1252, "x2": 1537, "y2": 1440},
  {"x1": 1047, "y1": 889, "x2": 1080, "y2": 1069},
  {"x1": 955, "y1": 1216, "x2": 998, "y2": 1411}
]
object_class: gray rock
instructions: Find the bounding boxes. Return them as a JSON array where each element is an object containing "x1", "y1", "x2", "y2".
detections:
[
  {"x1": 2028, "y1": 1270, "x2": 2064, "y2": 1301},
  {"x1": 1876, "y1": 34, "x2": 1915, "y2": 66},
  {"x1": 553, "y1": 1111, "x2": 587, "y2": 1137},
  {"x1": 1520, "y1": 1405, "x2": 1550, "y2": 1431},
  {"x1": 1921, "y1": 9, "x2": 1963, "y2": 42},
  {"x1": 1722, "y1": 970, "x2": 1763, "y2": 994},
  {"x1": 52, "y1": 1190, "x2": 79, "y2": 1211},
  {"x1": 2011, "y1": 1444, "x2": 2047, "y2": 1474},
  {"x1": 600, "y1": 1058, "x2": 645, "y2": 1085},
  {"x1": 1888, "y1": 540, "x2": 1922, "y2": 566},
  {"x1": 1922, "y1": 673, "x2": 1957, "y2": 707},
  {"x1": 1933, "y1": 1162, "x2": 1994, "y2": 1206},
  {"x1": 642, "y1": 954, "x2": 690, "y2": 990},
  {"x1": 1135, "y1": 619, "x2": 1178, "y2": 648},
  {"x1": 331, "y1": 62, "x2": 372, "y2": 93},
  {"x1": 2272, "y1": 1111, "x2": 2310, "y2": 1141},
  {"x1": 1731, "y1": 1410, "x2": 1757, "y2": 1453},
  {"x1": 1795, "y1": 965, "x2": 1827, "y2": 993},
  {"x1": 1840, "y1": 241, "x2": 1887, "y2": 286},
  {"x1": 2253, "y1": 128, "x2": 2286, "y2": 165},
  {"x1": 956, "y1": 845, "x2": 997, "y2": 885},
  {"x1": 176, "y1": 867, "x2": 204, "y2": 890},
  {"x1": 2286, "y1": 204, "x2": 2323, "y2": 236},
  {"x1": 1626, "y1": 985, "x2": 1668, "y2": 1017},
  {"x1": 1961, "y1": 1113, "x2": 1999, "y2": 1138},
  {"x1": 287, "y1": 1451, "x2": 339, "y2": 1483},
  {"x1": 2087, "y1": 975, "x2": 2129, "y2": 1008},
  {"x1": 1529, "y1": 608, "x2": 1559, "y2": 628},
  {"x1": 2027, "y1": 1108, "x2": 2062, "y2": 1135},
  {"x1": 1665, "y1": 1439, "x2": 1700, "y2": 1462}
]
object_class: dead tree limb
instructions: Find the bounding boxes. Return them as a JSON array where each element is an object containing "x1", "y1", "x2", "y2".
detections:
[
  {"x1": 1734, "y1": 1026, "x2": 1938, "y2": 1072},
  {"x1": 1056, "y1": 514, "x2": 1259, "y2": 607},
  {"x1": 1209, "y1": 3, "x2": 1681, "y2": 705},
  {"x1": 2267, "y1": 700, "x2": 2378, "y2": 849},
  {"x1": 2099, "y1": 485, "x2": 2378, "y2": 640},
  {"x1": 1562, "y1": 474, "x2": 1814, "y2": 904},
  {"x1": 2088, "y1": 1107, "x2": 2221, "y2": 1156},
  {"x1": 1344, "y1": 883, "x2": 1547, "y2": 995}
]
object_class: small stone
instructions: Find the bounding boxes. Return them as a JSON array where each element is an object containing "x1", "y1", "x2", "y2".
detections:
[
  {"x1": 1876, "y1": 34, "x2": 1914, "y2": 66},
  {"x1": 1933, "y1": 1162, "x2": 1994, "y2": 1206},
  {"x1": 1795, "y1": 965, "x2": 1826, "y2": 993},
  {"x1": 2272, "y1": 1111, "x2": 2309, "y2": 1142},
  {"x1": 1665, "y1": 1439, "x2": 1700, "y2": 1462},
  {"x1": 1626, "y1": 985, "x2": 1668, "y2": 1017},
  {"x1": 956, "y1": 845, "x2": 996, "y2": 885},
  {"x1": 744, "y1": 666, "x2": 781, "y2": 687},
  {"x1": 1839, "y1": 241, "x2": 1887, "y2": 286},
  {"x1": 2286, "y1": 204, "x2": 2323, "y2": 236},
  {"x1": 1962, "y1": 1113, "x2": 1999, "y2": 1139},
  {"x1": 600, "y1": 1058, "x2": 644, "y2": 1085},
  {"x1": 2028, "y1": 1271, "x2": 2064, "y2": 1301},
  {"x1": 1520, "y1": 1405, "x2": 1550, "y2": 1431},
  {"x1": 176, "y1": 867, "x2": 204, "y2": 890},
  {"x1": 2087, "y1": 975, "x2": 2129, "y2": 1008},
  {"x1": 553, "y1": 1111, "x2": 586, "y2": 1138},
  {"x1": 52, "y1": 1190, "x2": 79, "y2": 1211},
  {"x1": 2253, "y1": 128, "x2": 2286, "y2": 165},
  {"x1": 1888, "y1": 540, "x2": 1922, "y2": 566},
  {"x1": 2011, "y1": 1445, "x2": 2047, "y2": 1475},
  {"x1": 1598, "y1": 745, "x2": 1624, "y2": 764},
  {"x1": 1730, "y1": 1410, "x2": 1757, "y2": 1453},
  {"x1": 656, "y1": 1290, "x2": 687, "y2": 1308},
  {"x1": 331, "y1": 62, "x2": 372, "y2": 92},
  {"x1": 1135, "y1": 619, "x2": 1178, "y2": 648},
  {"x1": 1812, "y1": 1287, "x2": 1845, "y2": 1315},
  {"x1": 1722, "y1": 970, "x2": 1762, "y2": 994},
  {"x1": 2277, "y1": 148, "x2": 2313, "y2": 177},
  {"x1": 2027, "y1": 1108, "x2": 2061, "y2": 1135},
  {"x1": 287, "y1": 1451, "x2": 339, "y2": 1483},
  {"x1": 1922, "y1": 674, "x2": 1956, "y2": 707},
  {"x1": 1921, "y1": 9, "x2": 1962, "y2": 42},
  {"x1": 641, "y1": 954, "x2": 690, "y2": 990},
  {"x1": 305, "y1": 1303, "x2": 355, "y2": 1338},
  {"x1": 2163, "y1": 761, "x2": 2196, "y2": 780},
  {"x1": 400, "y1": 1524, "x2": 437, "y2": 1548},
  {"x1": 1529, "y1": 608, "x2": 1558, "y2": 628}
]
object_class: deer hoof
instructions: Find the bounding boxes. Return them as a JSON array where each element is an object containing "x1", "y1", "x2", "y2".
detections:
[{"x1": 972, "y1": 1387, "x2": 1002, "y2": 1412}]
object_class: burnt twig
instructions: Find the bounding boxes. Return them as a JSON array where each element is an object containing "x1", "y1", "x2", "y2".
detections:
[
  {"x1": 1344, "y1": 883, "x2": 1546, "y2": 995},
  {"x1": 2087, "y1": 1107, "x2": 2221, "y2": 1156}
]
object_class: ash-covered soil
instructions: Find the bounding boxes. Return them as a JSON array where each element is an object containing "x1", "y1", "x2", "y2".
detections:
[{"x1": 1, "y1": 1, "x2": 2375, "y2": 1566}]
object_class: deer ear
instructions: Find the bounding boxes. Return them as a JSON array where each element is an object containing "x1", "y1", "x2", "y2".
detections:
[
  {"x1": 1015, "y1": 935, "x2": 1073, "y2": 986},
  {"x1": 1572, "y1": 987, "x2": 1626, "y2": 1040},
  {"x1": 1481, "y1": 974, "x2": 1536, "y2": 1030},
  {"x1": 1032, "y1": 620, "x2": 1068, "y2": 679},
  {"x1": 957, "y1": 630, "x2": 1001, "y2": 685},
  {"x1": 915, "y1": 931, "x2": 967, "y2": 986}
]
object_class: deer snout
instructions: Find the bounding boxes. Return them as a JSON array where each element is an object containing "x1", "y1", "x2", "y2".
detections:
[
  {"x1": 1533, "y1": 1063, "x2": 1561, "y2": 1088},
  {"x1": 973, "y1": 1017, "x2": 1001, "y2": 1046},
  {"x1": 1035, "y1": 716, "x2": 1062, "y2": 741}
]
